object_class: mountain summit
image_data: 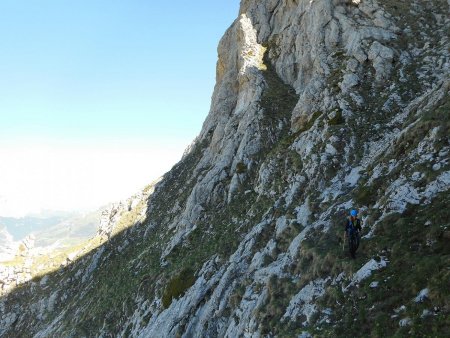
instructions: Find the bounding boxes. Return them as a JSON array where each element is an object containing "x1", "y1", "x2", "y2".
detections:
[{"x1": 1, "y1": 0, "x2": 449, "y2": 337}]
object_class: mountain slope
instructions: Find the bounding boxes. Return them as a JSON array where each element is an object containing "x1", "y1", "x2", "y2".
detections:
[
  {"x1": 32, "y1": 211, "x2": 100, "y2": 248},
  {"x1": 0, "y1": 216, "x2": 67, "y2": 242},
  {"x1": 1, "y1": 0, "x2": 449, "y2": 337}
]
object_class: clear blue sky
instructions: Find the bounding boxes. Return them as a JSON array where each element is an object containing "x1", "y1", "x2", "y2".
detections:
[
  {"x1": 0, "y1": 0, "x2": 240, "y2": 142},
  {"x1": 0, "y1": 1, "x2": 240, "y2": 217}
]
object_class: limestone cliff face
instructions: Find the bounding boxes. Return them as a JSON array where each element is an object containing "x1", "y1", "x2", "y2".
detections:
[{"x1": 1, "y1": 1, "x2": 449, "y2": 337}]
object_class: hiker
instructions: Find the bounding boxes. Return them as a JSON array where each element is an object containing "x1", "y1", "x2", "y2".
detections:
[{"x1": 344, "y1": 209, "x2": 362, "y2": 258}]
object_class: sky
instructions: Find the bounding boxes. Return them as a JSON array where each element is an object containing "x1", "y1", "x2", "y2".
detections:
[{"x1": 0, "y1": 1, "x2": 240, "y2": 217}]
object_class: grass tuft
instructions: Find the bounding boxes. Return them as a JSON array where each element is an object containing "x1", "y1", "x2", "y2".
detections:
[{"x1": 162, "y1": 268, "x2": 196, "y2": 309}]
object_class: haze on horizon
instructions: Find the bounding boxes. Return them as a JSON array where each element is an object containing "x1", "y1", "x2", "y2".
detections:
[{"x1": 0, "y1": 1, "x2": 240, "y2": 217}]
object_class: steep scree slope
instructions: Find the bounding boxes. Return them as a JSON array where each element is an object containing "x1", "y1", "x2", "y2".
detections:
[{"x1": 1, "y1": 0, "x2": 449, "y2": 337}]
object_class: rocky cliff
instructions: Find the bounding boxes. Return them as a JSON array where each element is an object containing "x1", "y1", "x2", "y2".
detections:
[{"x1": 1, "y1": 0, "x2": 449, "y2": 337}]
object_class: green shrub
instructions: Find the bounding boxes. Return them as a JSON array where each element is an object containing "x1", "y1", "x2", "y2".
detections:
[
  {"x1": 328, "y1": 109, "x2": 345, "y2": 125},
  {"x1": 162, "y1": 268, "x2": 196, "y2": 308},
  {"x1": 297, "y1": 111, "x2": 322, "y2": 134},
  {"x1": 236, "y1": 162, "x2": 247, "y2": 174},
  {"x1": 354, "y1": 182, "x2": 379, "y2": 206}
]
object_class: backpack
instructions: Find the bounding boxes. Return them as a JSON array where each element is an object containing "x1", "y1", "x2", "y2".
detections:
[{"x1": 347, "y1": 218, "x2": 360, "y2": 234}]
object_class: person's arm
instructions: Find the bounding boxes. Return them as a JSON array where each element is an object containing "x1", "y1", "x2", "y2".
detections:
[{"x1": 357, "y1": 218, "x2": 362, "y2": 232}]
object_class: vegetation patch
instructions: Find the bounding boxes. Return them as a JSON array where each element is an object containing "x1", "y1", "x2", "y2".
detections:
[
  {"x1": 259, "y1": 43, "x2": 299, "y2": 143},
  {"x1": 236, "y1": 162, "x2": 247, "y2": 174},
  {"x1": 258, "y1": 275, "x2": 299, "y2": 336},
  {"x1": 162, "y1": 268, "x2": 196, "y2": 309},
  {"x1": 297, "y1": 111, "x2": 323, "y2": 134},
  {"x1": 328, "y1": 108, "x2": 345, "y2": 126},
  {"x1": 353, "y1": 179, "x2": 382, "y2": 207},
  {"x1": 276, "y1": 222, "x2": 302, "y2": 253}
]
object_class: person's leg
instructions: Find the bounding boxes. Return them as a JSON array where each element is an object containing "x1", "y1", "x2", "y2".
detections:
[
  {"x1": 349, "y1": 232, "x2": 356, "y2": 258},
  {"x1": 351, "y1": 242, "x2": 356, "y2": 258}
]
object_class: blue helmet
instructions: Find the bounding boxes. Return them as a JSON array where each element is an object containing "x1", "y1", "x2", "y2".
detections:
[{"x1": 350, "y1": 209, "x2": 358, "y2": 217}]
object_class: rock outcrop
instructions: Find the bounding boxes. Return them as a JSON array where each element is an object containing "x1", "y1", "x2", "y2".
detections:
[
  {"x1": 0, "y1": 0, "x2": 449, "y2": 337},
  {"x1": 0, "y1": 235, "x2": 35, "y2": 294},
  {"x1": 97, "y1": 180, "x2": 159, "y2": 240}
]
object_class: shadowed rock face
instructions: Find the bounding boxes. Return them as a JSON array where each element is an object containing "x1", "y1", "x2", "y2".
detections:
[{"x1": 1, "y1": 0, "x2": 449, "y2": 337}]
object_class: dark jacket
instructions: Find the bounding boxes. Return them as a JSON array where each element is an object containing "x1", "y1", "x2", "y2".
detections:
[{"x1": 345, "y1": 217, "x2": 362, "y2": 234}]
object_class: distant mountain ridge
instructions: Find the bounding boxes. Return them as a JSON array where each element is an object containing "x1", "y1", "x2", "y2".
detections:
[
  {"x1": 0, "y1": 216, "x2": 66, "y2": 241},
  {"x1": 0, "y1": 211, "x2": 100, "y2": 248}
]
